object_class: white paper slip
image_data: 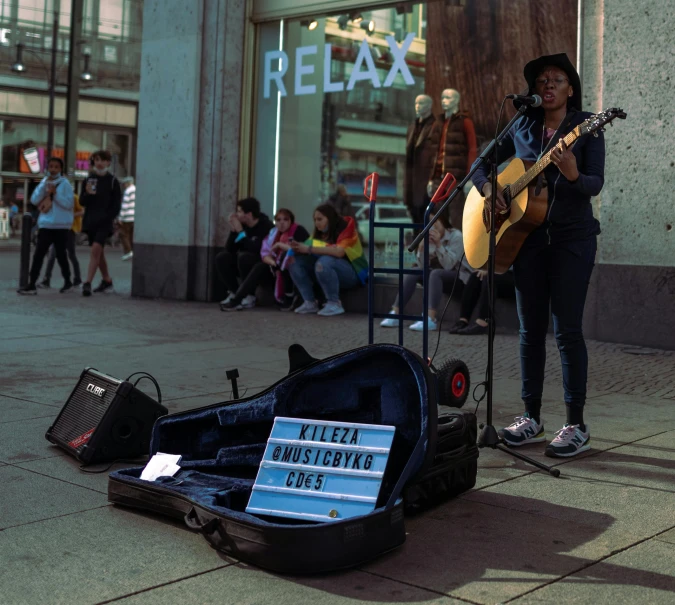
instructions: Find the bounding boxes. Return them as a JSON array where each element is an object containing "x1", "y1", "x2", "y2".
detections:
[{"x1": 140, "y1": 452, "x2": 182, "y2": 481}]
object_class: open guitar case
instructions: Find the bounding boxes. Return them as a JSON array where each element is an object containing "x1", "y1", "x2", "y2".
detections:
[{"x1": 108, "y1": 344, "x2": 478, "y2": 574}]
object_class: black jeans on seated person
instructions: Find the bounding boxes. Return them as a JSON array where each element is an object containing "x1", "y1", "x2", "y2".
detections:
[
  {"x1": 230, "y1": 262, "x2": 276, "y2": 303},
  {"x1": 460, "y1": 271, "x2": 514, "y2": 322},
  {"x1": 215, "y1": 250, "x2": 259, "y2": 295}
]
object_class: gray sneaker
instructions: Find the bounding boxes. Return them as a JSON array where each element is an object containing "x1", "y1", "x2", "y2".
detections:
[
  {"x1": 294, "y1": 301, "x2": 319, "y2": 314},
  {"x1": 240, "y1": 295, "x2": 256, "y2": 309},
  {"x1": 318, "y1": 301, "x2": 345, "y2": 316},
  {"x1": 499, "y1": 415, "x2": 546, "y2": 446},
  {"x1": 545, "y1": 424, "x2": 590, "y2": 458}
]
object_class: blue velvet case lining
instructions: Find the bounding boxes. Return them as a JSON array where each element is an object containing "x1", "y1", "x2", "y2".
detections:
[{"x1": 110, "y1": 345, "x2": 433, "y2": 526}]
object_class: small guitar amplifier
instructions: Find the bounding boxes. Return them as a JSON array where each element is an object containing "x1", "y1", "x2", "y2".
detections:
[{"x1": 45, "y1": 368, "x2": 168, "y2": 465}]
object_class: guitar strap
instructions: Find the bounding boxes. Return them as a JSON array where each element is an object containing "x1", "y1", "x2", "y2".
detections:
[{"x1": 534, "y1": 110, "x2": 577, "y2": 196}]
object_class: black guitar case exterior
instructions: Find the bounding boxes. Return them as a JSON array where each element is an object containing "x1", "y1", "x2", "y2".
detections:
[{"x1": 108, "y1": 344, "x2": 477, "y2": 573}]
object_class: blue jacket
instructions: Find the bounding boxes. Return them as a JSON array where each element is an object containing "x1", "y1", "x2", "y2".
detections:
[
  {"x1": 30, "y1": 176, "x2": 74, "y2": 230},
  {"x1": 472, "y1": 110, "x2": 605, "y2": 243}
]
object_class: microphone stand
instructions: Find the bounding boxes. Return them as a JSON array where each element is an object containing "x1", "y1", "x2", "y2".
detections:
[{"x1": 410, "y1": 102, "x2": 560, "y2": 477}]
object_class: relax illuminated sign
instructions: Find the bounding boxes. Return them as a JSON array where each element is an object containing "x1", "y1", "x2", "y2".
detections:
[{"x1": 263, "y1": 33, "x2": 416, "y2": 98}]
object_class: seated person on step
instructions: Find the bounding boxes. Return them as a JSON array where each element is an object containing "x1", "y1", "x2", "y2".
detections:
[
  {"x1": 288, "y1": 204, "x2": 368, "y2": 317},
  {"x1": 380, "y1": 207, "x2": 471, "y2": 332},
  {"x1": 448, "y1": 267, "x2": 515, "y2": 335},
  {"x1": 215, "y1": 197, "x2": 273, "y2": 310},
  {"x1": 220, "y1": 207, "x2": 309, "y2": 311}
]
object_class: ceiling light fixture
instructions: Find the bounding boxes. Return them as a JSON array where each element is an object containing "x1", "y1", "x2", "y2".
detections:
[{"x1": 301, "y1": 19, "x2": 318, "y2": 31}]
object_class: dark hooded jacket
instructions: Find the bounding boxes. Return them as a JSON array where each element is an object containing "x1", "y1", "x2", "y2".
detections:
[
  {"x1": 472, "y1": 53, "x2": 605, "y2": 244},
  {"x1": 80, "y1": 172, "x2": 122, "y2": 233}
]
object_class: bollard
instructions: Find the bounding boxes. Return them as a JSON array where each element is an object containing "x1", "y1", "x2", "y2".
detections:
[{"x1": 19, "y1": 213, "x2": 33, "y2": 288}]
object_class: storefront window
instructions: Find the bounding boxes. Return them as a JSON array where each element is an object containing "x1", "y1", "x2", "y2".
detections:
[
  {"x1": 252, "y1": 1, "x2": 578, "y2": 259},
  {"x1": 0, "y1": 119, "x2": 125, "y2": 174},
  {"x1": 254, "y1": 9, "x2": 424, "y2": 224}
]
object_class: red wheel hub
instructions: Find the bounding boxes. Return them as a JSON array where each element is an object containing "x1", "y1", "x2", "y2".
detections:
[{"x1": 451, "y1": 371, "x2": 466, "y2": 398}]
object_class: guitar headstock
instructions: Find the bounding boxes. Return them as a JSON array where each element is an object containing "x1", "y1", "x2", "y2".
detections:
[{"x1": 579, "y1": 108, "x2": 627, "y2": 137}]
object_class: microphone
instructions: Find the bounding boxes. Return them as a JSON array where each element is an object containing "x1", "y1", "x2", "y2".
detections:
[{"x1": 506, "y1": 93, "x2": 542, "y2": 107}]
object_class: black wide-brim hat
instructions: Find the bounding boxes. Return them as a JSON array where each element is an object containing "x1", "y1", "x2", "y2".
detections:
[{"x1": 516, "y1": 52, "x2": 582, "y2": 112}]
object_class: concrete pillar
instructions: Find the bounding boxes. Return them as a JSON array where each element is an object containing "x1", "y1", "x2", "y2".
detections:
[
  {"x1": 582, "y1": 0, "x2": 675, "y2": 349},
  {"x1": 132, "y1": 0, "x2": 246, "y2": 301}
]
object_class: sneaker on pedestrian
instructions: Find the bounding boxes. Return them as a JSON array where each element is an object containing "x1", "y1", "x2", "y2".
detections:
[
  {"x1": 17, "y1": 284, "x2": 38, "y2": 295},
  {"x1": 82, "y1": 282, "x2": 92, "y2": 297},
  {"x1": 93, "y1": 280, "x2": 114, "y2": 294},
  {"x1": 73, "y1": 277, "x2": 82, "y2": 287},
  {"x1": 59, "y1": 281, "x2": 73, "y2": 293},
  {"x1": 318, "y1": 301, "x2": 345, "y2": 316},
  {"x1": 545, "y1": 424, "x2": 590, "y2": 458},
  {"x1": 380, "y1": 311, "x2": 400, "y2": 328},
  {"x1": 220, "y1": 292, "x2": 235, "y2": 305},
  {"x1": 499, "y1": 414, "x2": 546, "y2": 446},
  {"x1": 295, "y1": 300, "x2": 319, "y2": 314},
  {"x1": 240, "y1": 295, "x2": 256, "y2": 309},
  {"x1": 121, "y1": 251, "x2": 134, "y2": 261},
  {"x1": 409, "y1": 317, "x2": 438, "y2": 332},
  {"x1": 220, "y1": 299, "x2": 243, "y2": 311},
  {"x1": 37, "y1": 279, "x2": 50, "y2": 289}
]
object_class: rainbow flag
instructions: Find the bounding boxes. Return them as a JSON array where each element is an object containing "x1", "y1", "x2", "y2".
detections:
[{"x1": 305, "y1": 217, "x2": 368, "y2": 284}]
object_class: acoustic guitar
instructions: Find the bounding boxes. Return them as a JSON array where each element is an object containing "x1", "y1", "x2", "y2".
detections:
[{"x1": 462, "y1": 108, "x2": 626, "y2": 273}]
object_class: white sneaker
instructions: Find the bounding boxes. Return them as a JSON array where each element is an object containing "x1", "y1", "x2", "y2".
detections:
[
  {"x1": 499, "y1": 415, "x2": 546, "y2": 446},
  {"x1": 220, "y1": 293, "x2": 235, "y2": 305},
  {"x1": 545, "y1": 424, "x2": 590, "y2": 458},
  {"x1": 380, "y1": 311, "x2": 399, "y2": 328},
  {"x1": 318, "y1": 301, "x2": 345, "y2": 316},
  {"x1": 409, "y1": 317, "x2": 438, "y2": 332},
  {"x1": 240, "y1": 295, "x2": 256, "y2": 309},
  {"x1": 121, "y1": 252, "x2": 133, "y2": 261},
  {"x1": 295, "y1": 301, "x2": 319, "y2": 314}
]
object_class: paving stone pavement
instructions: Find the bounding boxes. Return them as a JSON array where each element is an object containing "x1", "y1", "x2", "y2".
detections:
[{"x1": 1, "y1": 250, "x2": 673, "y2": 605}]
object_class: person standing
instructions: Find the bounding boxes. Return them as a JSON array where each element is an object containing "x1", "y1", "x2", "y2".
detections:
[
  {"x1": 39, "y1": 189, "x2": 83, "y2": 288},
  {"x1": 17, "y1": 157, "x2": 74, "y2": 295},
  {"x1": 471, "y1": 53, "x2": 605, "y2": 458},
  {"x1": 118, "y1": 176, "x2": 135, "y2": 260},
  {"x1": 79, "y1": 150, "x2": 122, "y2": 297}
]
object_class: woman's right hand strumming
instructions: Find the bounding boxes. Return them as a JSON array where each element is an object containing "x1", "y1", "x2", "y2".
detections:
[{"x1": 481, "y1": 182, "x2": 507, "y2": 214}]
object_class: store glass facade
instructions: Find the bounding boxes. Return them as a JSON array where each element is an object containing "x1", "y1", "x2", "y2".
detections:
[
  {"x1": 254, "y1": 7, "x2": 426, "y2": 217},
  {"x1": 251, "y1": 0, "x2": 578, "y2": 257}
]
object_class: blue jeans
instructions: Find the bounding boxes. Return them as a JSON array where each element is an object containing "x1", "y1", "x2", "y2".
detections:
[
  {"x1": 513, "y1": 235, "x2": 597, "y2": 419},
  {"x1": 289, "y1": 254, "x2": 359, "y2": 303}
]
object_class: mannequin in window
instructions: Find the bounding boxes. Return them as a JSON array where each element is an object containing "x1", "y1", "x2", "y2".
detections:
[
  {"x1": 427, "y1": 89, "x2": 477, "y2": 230},
  {"x1": 404, "y1": 94, "x2": 438, "y2": 225}
]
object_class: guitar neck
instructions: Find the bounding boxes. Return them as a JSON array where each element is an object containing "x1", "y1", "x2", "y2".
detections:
[{"x1": 509, "y1": 127, "x2": 580, "y2": 198}]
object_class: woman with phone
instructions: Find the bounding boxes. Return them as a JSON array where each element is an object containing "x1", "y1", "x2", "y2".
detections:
[{"x1": 288, "y1": 204, "x2": 368, "y2": 316}]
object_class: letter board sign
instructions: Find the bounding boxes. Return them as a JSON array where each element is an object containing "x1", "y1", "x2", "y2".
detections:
[{"x1": 246, "y1": 417, "x2": 395, "y2": 522}]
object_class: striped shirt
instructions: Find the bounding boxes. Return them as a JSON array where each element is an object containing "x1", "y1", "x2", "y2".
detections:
[{"x1": 119, "y1": 184, "x2": 135, "y2": 222}]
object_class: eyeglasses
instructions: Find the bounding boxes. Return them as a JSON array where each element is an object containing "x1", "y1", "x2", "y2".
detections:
[{"x1": 535, "y1": 77, "x2": 569, "y2": 87}]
